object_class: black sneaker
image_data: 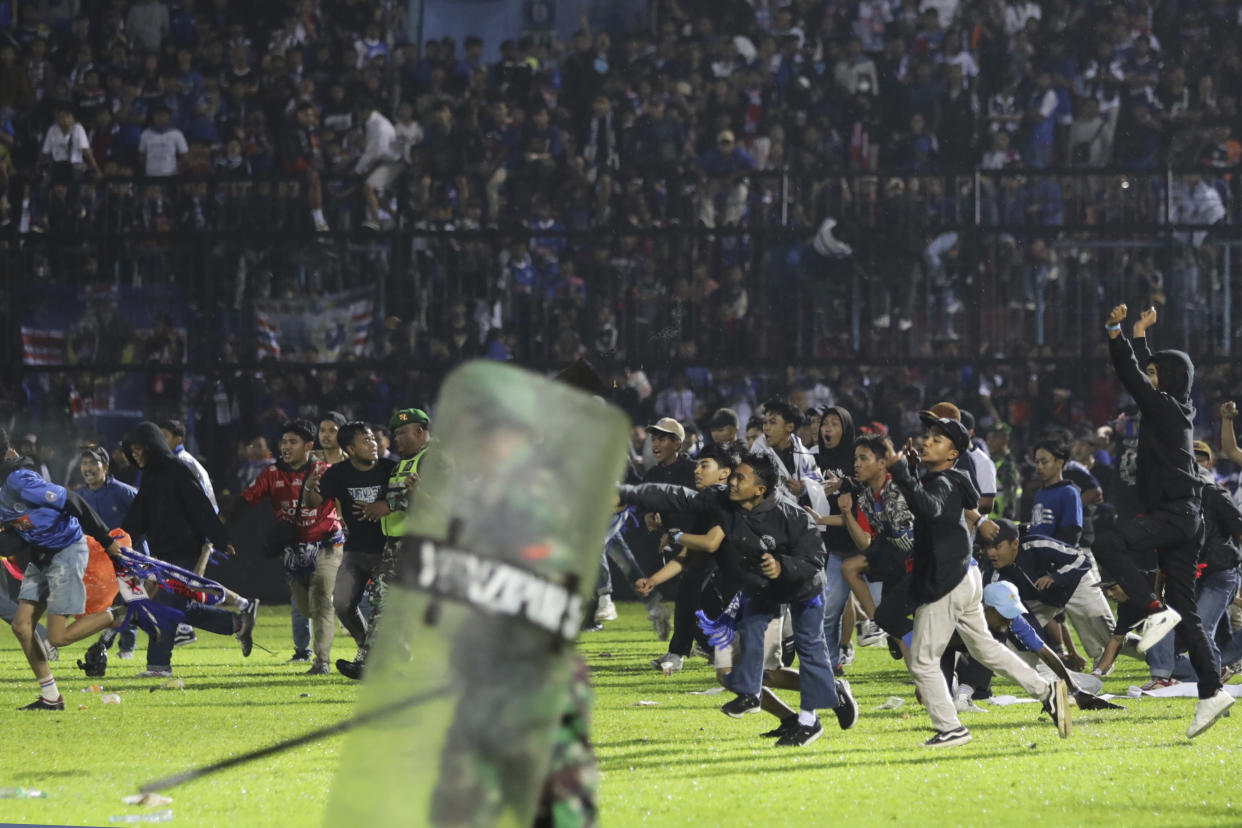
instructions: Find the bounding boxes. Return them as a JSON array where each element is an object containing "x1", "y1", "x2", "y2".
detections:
[
  {"x1": 236, "y1": 598, "x2": 259, "y2": 657},
  {"x1": 759, "y1": 716, "x2": 798, "y2": 738},
  {"x1": 781, "y1": 636, "x2": 796, "y2": 667},
  {"x1": 288, "y1": 651, "x2": 312, "y2": 664},
  {"x1": 336, "y1": 658, "x2": 364, "y2": 680},
  {"x1": 720, "y1": 693, "x2": 762, "y2": 718},
  {"x1": 1042, "y1": 679, "x2": 1071, "y2": 738},
  {"x1": 775, "y1": 718, "x2": 823, "y2": 747},
  {"x1": 19, "y1": 696, "x2": 65, "y2": 711},
  {"x1": 834, "y1": 679, "x2": 858, "y2": 731},
  {"x1": 922, "y1": 726, "x2": 971, "y2": 747},
  {"x1": 887, "y1": 635, "x2": 904, "y2": 660},
  {"x1": 173, "y1": 625, "x2": 197, "y2": 648},
  {"x1": 77, "y1": 639, "x2": 108, "y2": 678}
]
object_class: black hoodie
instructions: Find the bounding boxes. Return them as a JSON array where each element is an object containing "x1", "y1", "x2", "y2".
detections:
[
  {"x1": 1108, "y1": 334, "x2": 1202, "y2": 509},
  {"x1": 888, "y1": 457, "x2": 980, "y2": 605},
  {"x1": 120, "y1": 421, "x2": 231, "y2": 564},
  {"x1": 617, "y1": 482, "x2": 828, "y2": 604},
  {"x1": 815, "y1": 405, "x2": 856, "y2": 477},
  {"x1": 816, "y1": 405, "x2": 857, "y2": 555}
]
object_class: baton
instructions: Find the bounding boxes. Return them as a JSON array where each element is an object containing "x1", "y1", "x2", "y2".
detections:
[{"x1": 139, "y1": 683, "x2": 453, "y2": 793}]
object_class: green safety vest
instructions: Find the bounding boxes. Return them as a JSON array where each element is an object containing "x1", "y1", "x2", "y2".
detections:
[{"x1": 381, "y1": 449, "x2": 427, "y2": 537}]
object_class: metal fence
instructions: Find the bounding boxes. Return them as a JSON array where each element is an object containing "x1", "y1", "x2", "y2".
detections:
[{"x1": 3, "y1": 168, "x2": 1241, "y2": 371}]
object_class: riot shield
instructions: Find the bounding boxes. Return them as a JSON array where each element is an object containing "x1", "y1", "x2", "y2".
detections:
[{"x1": 325, "y1": 361, "x2": 629, "y2": 828}]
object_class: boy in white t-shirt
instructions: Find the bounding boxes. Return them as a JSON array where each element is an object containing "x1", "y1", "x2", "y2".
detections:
[{"x1": 138, "y1": 107, "x2": 188, "y2": 178}]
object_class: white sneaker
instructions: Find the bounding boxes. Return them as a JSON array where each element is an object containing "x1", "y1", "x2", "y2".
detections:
[
  {"x1": 117, "y1": 649, "x2": 135, "y2": 660},
  {"x1": 595, "y1": 594, "x2": 618, "y2": 622},
  {"x1": 1187, "y1": 690, "x2": 1235, "y2": 738},
  {"x1": 314, "y1": 219, "x2": 330, "y2": 233},
  {"x1": 897, "y1": 317, "x2": 914, "y2": 332},
  {"x1": 954, "y1": 694, "x2": 989, "y2": 714},
  {"x1": 872, "y1": 314, "x2": 891, "y2": 329},
  {"x1": 839, "y1": 644, "x2": 855, "y2": 667},
  {"x1": 137, "y1": 668, "x2": 174, "y2": 678},
  {"x1": 1136, "y1": 607, "x2": 1182, "y2": 655},
  {"x1": 858, "y1": 619, "x2": 886, "y2": 647}
]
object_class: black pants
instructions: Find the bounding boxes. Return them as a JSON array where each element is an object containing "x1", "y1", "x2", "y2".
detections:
[
  {"x1": 667, "y1": 558, "x2": 714, "y2": 658},
  {"x1": 1094, "y1": 503, "x2": 1223, "y2": 699},
  {"x1": 874, "y1": 574, "x2": 917, "y2": 640},
  {"x1": 941, "y1": 639, "x2": 997, "y2": 699},
  {"x1": 334, "y1": 547, "x2": 381, "y2": 648}
]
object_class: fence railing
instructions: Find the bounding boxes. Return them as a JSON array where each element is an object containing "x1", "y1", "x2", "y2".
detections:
[{"x1": 4, "y1": 169, "x2": 1241, "y2": 373}]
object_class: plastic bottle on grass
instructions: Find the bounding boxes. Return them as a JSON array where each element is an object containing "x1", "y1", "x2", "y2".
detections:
[
  {"x1": 108, "y1": 810, "x2": 173, "y2": 823},
  {"x1": 0, "y1": 787, "x2": 47, "y2": 799},
  {"x1": 102, "y1": 694, "x2": 122, "y2": 704}
]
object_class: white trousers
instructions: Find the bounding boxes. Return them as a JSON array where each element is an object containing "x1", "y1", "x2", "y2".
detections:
[{"x1": 911, "y1": 566, "x2": 1050, "y2": 732}]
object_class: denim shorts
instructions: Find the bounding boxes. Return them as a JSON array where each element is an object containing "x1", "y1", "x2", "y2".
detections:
[{"x1": 19, "y1": 537, "x2": 89, "y2": 616}]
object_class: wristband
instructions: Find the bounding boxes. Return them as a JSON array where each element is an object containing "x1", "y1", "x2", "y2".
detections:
[
  {"x1": 672, "y1": 531, "x2": 683, "y2": 545},
  {"x1": 1105, "y1": 323, "x2": 1121, "y2": 332}
]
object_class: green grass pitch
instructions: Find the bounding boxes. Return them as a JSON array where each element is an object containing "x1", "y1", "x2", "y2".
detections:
[{"x1": 1, "y1": 603, "x2": 1239, "y2": 827}]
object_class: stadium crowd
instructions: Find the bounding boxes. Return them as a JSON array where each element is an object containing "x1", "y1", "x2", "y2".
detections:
[{"x1": 2, "y1": 0, "x2": 1241, "y2": 359}]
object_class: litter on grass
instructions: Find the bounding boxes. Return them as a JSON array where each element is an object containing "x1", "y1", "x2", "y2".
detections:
[
  {"x1": 108, "y1": 810, "x2": 173, "y2": 823},
  {"x1": 633, "y1": 700, "x2": 660, "y2": 707},
  {"x1": 102, "y1": 694, "x2": 122, "y2": 704},
  {"x1": 122, "y1": 793, "x2": 173, "y2": 807},
  {"x1": 149, "y1": 679, "x2": 185, "y2": 693},
  {"x1": 874, "y1": 696, "x2": 905, "y2": 710},
  {"x1": 688, "y1": 687, "x2": 725, "y2": 696}
]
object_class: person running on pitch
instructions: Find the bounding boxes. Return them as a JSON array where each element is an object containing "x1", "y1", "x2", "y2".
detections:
[
  {"x1": 890, "y1": 412, "x2": 1070, "y2": 747},
  {"x1": 1093, "y1": 305, "x2": 1233, "y2": 737}
]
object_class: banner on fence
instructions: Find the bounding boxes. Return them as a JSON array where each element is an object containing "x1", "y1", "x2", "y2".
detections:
[
  {"x1": 254, "y1": 288, "x2": 376, "y2": 362},
  {"x1": 20, "y1": 284, "x2": 189, "y2": 368}
]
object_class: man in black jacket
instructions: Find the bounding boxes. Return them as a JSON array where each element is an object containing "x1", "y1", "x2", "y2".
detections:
[
  {"x1": 1095, "y1": 305, "x2": 1233, "y2": 737},
  {"x1": 120, "y1": 422, "x2": 255, "y2": 678},
  {"x1": 1144, "y1": 441, "x2": 1242, "y2": 686},
  {"x1": 618, "y1": 452, "x2": 857, "y2": 747},
  {"x1": 893, "y1": 413, "x2": 1069, "y2": 748}
]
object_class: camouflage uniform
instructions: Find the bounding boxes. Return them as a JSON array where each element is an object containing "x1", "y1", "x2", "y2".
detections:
[
  {"x1": 992, "y1": 449, "x2": 1021, "y2": 520},
  {"x1": 534, "y1": 656, "x2": 600, "y2": 828}
]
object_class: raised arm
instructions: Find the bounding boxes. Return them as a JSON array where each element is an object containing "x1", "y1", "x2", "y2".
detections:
[
  {"x1": 617, "y1": 483, "x2": 716, "y2": 516},
  {"x1": 1106, "y1": 304, "x2": 1164, "y2": 409}
]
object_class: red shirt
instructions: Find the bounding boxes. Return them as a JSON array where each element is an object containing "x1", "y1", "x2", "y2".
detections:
[{"x1": 241, "y1": 460, "x2": 341, "y2": 543}]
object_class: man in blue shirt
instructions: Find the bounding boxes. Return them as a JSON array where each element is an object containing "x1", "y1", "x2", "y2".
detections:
[
  {"x1": 2, "y1": 431, "x2": 123, "y2": 711},
  {"x1": 945, "y1": 580, "x2": 1122, "y2": 713},
  {"x1": 77, "y1": 445, "x2": 141, "y2": 666},
  {"x1": 1029, "y1": 439, "x2": 1084, "y2": 545}
]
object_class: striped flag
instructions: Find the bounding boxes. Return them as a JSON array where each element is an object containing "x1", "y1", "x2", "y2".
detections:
[
  {"x1": 21, "y1": 327, "x2": 67, "y2": 366},
  {"x1": 254, "y1": 288, "x2": 377, "y2": 362}
]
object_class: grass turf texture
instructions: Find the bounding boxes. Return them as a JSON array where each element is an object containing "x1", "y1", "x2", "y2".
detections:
[{"x1": 0, "y1": 603, "x2": 1238, "y2": 827}]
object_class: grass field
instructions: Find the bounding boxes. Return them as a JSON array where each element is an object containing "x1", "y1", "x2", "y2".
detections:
[{"x1": 1, "y1": 603, "x2": 1240, "y2": 827}]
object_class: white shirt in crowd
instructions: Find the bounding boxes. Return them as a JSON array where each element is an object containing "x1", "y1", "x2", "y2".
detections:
[
  {"x1": 394, "y1": 119, "x2": 424, "y2": 164},
  {"x1": 355, "y1": 110, "x2": 399, "y2": 174},
  {"x1": 42, "y1": 122, "x2": 91, "y2": 164},
  {"x1": 139, "y1": 128, "x2": 189, "y2": 177}
]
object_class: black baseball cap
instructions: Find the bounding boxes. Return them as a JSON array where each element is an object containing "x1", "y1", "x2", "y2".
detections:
[{"x1": 918, "y1": 411, "x2": 970, "y2": 454}]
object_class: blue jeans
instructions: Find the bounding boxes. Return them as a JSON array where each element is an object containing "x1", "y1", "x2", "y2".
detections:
[
  {"x1": 1146, "y1": 567, "x2": 1238, "y2": 679},
  {"x1": 1208, "y1": 571, "x2": 1242, "y2": 668},
  {"x1": 729, "y1": 595, "x2": 839, "y2": 712},
  {"x1": 291, "y1": 601, "x2": 311, "y2": 656},
  {"x1": 146, "y1": 591, "x2": 238, "y2": 669},
  {"x1": 821, "y1": 554, "x2": 850, "y2": 668}
]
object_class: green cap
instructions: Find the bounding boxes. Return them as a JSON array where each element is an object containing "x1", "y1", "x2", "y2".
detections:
[{"x1": 389, "y1": 408, "x2": 430, "y2": 430}]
